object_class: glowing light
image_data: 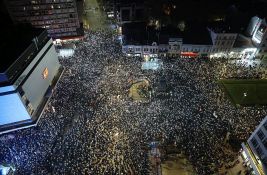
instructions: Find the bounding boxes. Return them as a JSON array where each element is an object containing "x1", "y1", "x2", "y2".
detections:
[
  {"x1": 42, "y1": 68, "x2": 49, "y2": 79},
  {"x1": 181, "y1": 52, "x2": 198, "y2": 57}
]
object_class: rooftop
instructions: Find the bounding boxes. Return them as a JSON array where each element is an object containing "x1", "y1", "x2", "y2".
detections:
[
  {"x1": 207, "y1": 20, "x2": 249, "y2": 34},
  {"x1": 122, "y1": 22, "x2": 212, "y2": 45},
  {"x1": 0, "y1": 24, "x2": 44, "y2": 73},
  {"x1": 233, "y1": 34, "x2": 255, "y2": 48}
]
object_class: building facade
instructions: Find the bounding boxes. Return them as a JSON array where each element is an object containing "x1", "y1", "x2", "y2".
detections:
[
  {"x1": 4, "y1": 0, "x2": 83, "y2": 39},
  {"x1": 241, "y1": 116, "x2": 267, "y2": 175},
  {"x1": 251, "y1": 17, "x2": 267, "y2": 59},
  {"x1": 209, "y1": 16, "x2": 267, "y2": 59},
  {"x1": 208, "y1": 28, "x2": 238, "y2": 58},
  {"x1": 122, "y1": 38, "x2": 212, "y2": 59},
  {"x1": 0, "y1": 28, "x2": 63, "y2": 134}
]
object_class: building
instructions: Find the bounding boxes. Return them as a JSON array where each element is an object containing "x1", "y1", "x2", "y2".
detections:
[
  {"x1": 103, "y1": 0, "x2": 146, "y2": 24},
  {"x1": 4, "y1": 0, "x2": 84, "y2": 39},
  {"x1": 121, "y1": 22, "x2": 213, "y2": 59},
  {"x1": 209, "y1": 16, "x2": 267, "y2": 59},
  {"x1": 249, "y1": 17, "x2": 267, "y2": 59},
  {"x1": 0, "y1": 25, "x2": 63, "y2": 134},
  {"x1": 207, "y1": 22, "x2": 238, "y2": 58},
  {"x1": 230, "y1": 34, "x2": 257, "y2": 59},
  {"x1": 117, "y1": 0, "x2": 145, "y2": 24},
  {"x1": 241, "y1": 116, "x2": 267, "y2": 175}
]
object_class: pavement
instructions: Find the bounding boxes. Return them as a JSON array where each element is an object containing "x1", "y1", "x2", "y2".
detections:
[
  {"x1": 161, "y1": 154, "x2": 195, "y2": 175},
  {"x1": 219, "y1": 155, "x2": 247, "y2": 175},
  {"x1": 83, "y1": 0, "x2": 109, "y2": 30}
]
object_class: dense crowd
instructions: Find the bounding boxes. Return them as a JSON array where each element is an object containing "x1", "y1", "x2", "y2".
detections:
[{"x1": 0, "y1": 29, "x2": 267, "y2": 175}]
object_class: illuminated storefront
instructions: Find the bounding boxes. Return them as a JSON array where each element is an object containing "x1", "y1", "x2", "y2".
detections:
[{"x1": 180, "y1": 52, "x2": 198, "y2": 58}]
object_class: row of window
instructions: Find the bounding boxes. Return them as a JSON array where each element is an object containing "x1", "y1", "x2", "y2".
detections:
[
  {"x1": 182, "y1": 48, "x2": 210, "y2": 52},
  {"x1": 212, "y1": 48, "x2": 231, "y2": 52},
  {"x1": 12, "y1": 8, "x2": 76, "y2": 17},
  {"x1": 47, "y1": 27, "x2": 76, "y2": 34},
  {"x1": 9, "y1": 2, "x2": 74, "y2": 12},
  {"x1": 250, "y1": 122, "x2": 267, "y2": 157},
  {"x1": 124, "y1": 47, "x2": 212, "y2": 53},
  {"x1": 30, "y1": 18, "x2": 78, "y2": 25},
  {"x1": 124, "y1": 46, "x2": 238, "y2": 53},
  {"x1": 8, "y1": 0, "x2": 73, "y2": 5},
  {"x1": 31, "y1": 19, "x2": 79, "y2": 28},
  {"x1": 50, "y1": 31, "x2": 77, "y2": 38},
  {"x1": 216, "y1": 35, "x2": 236, "y2": 40},
  {"x1": 16, "y1": 13, "x2": 77, "y2": 22},
  {"x1": 215, "y1": 41, "x2": 233, "y2": 46}
]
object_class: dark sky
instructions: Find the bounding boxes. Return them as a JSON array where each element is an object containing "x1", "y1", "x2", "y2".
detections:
[{"x1": 1, "y1": 0, "x2": 266, "y2": 27}]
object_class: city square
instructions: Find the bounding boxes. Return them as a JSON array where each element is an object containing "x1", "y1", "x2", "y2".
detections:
[
  {"x1": 0, "y1": 29, "x2": 267, "y2": 174},
  {"x1": 0, "y1": 0, "x2": 267, "y2": 175}
]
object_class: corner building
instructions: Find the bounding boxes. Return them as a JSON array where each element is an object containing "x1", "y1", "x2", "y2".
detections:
[
  {"x1": 0, "y1": 26, "x2": 63, "y2": 134},
  {"x1": 241, "y1": 116, "x2": 267, "y2": 175}
]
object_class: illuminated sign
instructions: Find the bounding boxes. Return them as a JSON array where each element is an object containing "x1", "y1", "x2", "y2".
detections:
[
  {"x1": 181, "y1": 52, "x2": 198, "y2": 57},
  {"x1": 42, "y1": 68, "x2": 49, "y2": 79}
]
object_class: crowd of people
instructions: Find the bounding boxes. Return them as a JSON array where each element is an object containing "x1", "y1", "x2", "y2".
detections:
[{"x1": 0, "y1": 29, "x2": 267, "y2": 175}]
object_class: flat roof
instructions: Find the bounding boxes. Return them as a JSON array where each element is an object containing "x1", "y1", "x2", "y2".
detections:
[
  {"x1": 0, "y1": 24, "x2": 44, "y2": 73},
  {"x1": 207, "y1": 19, "x2": 249, "y2": 34},
  {"x1": 233, "y1": 34, "x2": 255, "y2": 48},
  {"x1": 122, "y1": 22, "x2": 212, "y2": 45}
]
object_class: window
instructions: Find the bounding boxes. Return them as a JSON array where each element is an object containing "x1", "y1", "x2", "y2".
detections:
[
  {"x1": 256, "y1": 147, "x2": 263, "y2": 156},
  {"x1": 264, "y1": 122, "x2": 267, "y2": 131},
  {"x1": 136, "y1": 48, "x2": 140, "y2": 51},
  {"x1": 263, "y1": 139, "x2": 267, "y2": 149},
  {"x1": 251, "y1": 138, "x2": 258, "y2": 147},
  {"x1": 257, "y1": 130, "x2": 265, "y2": 140}
]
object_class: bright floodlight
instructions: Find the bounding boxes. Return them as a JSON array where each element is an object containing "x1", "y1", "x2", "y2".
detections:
[{"x1": 244, "y1": 93, "x2": 247, "y2": 97}]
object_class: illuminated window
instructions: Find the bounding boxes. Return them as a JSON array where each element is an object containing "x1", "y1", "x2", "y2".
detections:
[{"x1": 42, "y1": 68, "x2": 49, "y2": 79}]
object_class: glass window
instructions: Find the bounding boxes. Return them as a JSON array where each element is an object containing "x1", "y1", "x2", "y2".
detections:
[
  {"x1": 257, "y1": 130, "x2": 265, "y2": 140},
  {"x1": 251, "y1": 138, "x2": 258, "y2": 147},
  {"x1": 263, "y1": 139, "x2": 267, "y2": 149},
  {"x1": 263, "y1": 122, "x2": 267, "y2": 131},
  {"x1": 256, "y1": 147, "x2": 263, "y2": 156}
]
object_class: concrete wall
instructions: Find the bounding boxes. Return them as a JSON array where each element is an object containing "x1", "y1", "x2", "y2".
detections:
[
  {"x1": 0, "y1": 93, "x2": 31, "y2": 125},
  {"x1": 22, "y1": 42, "x2": 60, "y2": 111}
]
